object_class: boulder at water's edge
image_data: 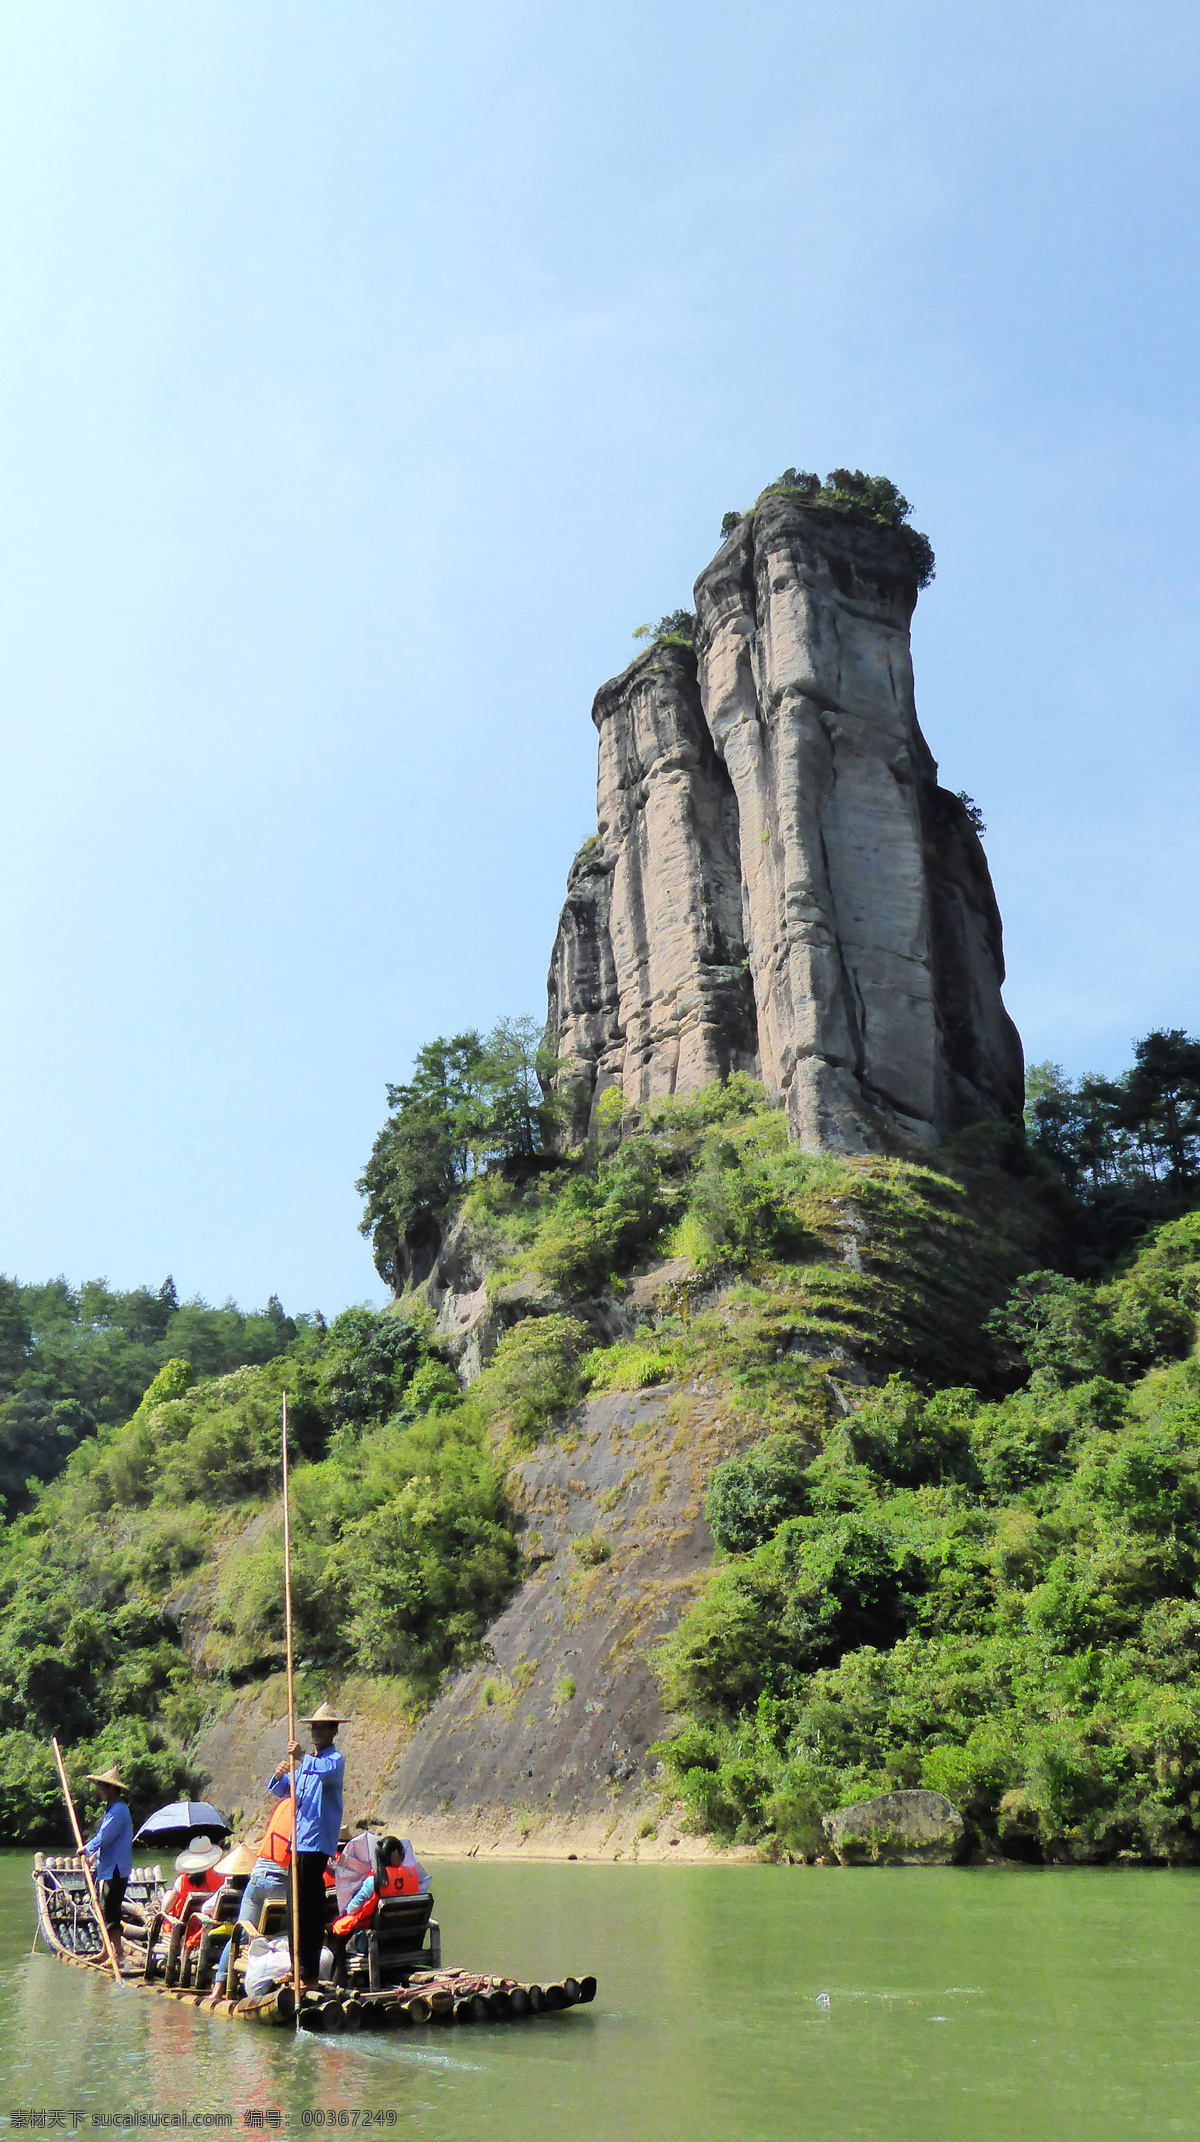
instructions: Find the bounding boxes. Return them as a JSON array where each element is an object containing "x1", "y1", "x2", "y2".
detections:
[{"x1": 823, "y1": 1789, "x2": 967, "y2": 1866}]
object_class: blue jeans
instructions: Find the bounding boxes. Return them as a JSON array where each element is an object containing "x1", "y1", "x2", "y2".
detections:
[{"x1": 238, "y1": 1862, "x2": 289, "y2": 1930}]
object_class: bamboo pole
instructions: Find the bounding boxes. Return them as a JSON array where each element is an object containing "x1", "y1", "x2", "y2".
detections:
[
  {"x1": 50, "y1": 1739, "x2": 123, "y2": 1984},
  {"x1": 281, "y1": 1391, "x2": 303, "y2": 2017}
]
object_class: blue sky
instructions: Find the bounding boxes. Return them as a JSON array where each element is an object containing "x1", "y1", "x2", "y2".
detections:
[{"x1": 2, "y1": 0, "x2": 1198, "y2": 1315}]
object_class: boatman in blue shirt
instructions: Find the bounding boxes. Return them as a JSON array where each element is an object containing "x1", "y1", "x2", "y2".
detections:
[
  {"x1": 82, "y1": 1766, "x2": 134, "y2": 1965},
  {"x1": 267, "y1": 1700, "x2": 346, "y2": 1988}
]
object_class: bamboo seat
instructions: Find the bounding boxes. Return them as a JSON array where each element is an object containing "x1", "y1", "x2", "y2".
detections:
[
  {"x1": 355, "y1": 1896, "x2": 440, "y2": 1990},
  {"x1": 193, "y1": 1885, "x2": 246, "y2": 1991},
  {"x1": 163, "y1": 1898, "x2": 203, "y2": 1987}
]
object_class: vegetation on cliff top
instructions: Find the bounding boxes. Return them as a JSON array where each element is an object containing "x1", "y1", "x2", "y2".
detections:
[{"x1": 721, "y1": 467, "x2": 936, "y2": 589}]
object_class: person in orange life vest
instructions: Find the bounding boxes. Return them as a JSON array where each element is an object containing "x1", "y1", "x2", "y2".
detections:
[
  {"x1": 323, "y1": 1825, "x2": 350, "y2": 1896},
  {"x1": 330, "y1": 1836, "x2": 418, "y2": 1957},
  {"x1": 161, "y1": 1837, "x2": 224, "y2": 1948}
]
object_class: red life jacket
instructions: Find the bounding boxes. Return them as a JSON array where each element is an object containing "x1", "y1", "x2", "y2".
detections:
[
  {"x1": 379, "y1": 1862, "x2": 419, "y2": 1898},
  {"x1": 165, "y1": 1866, "x2": 223, "y2": 1944},
  {"x1": 331, "y1": 1860, "x2": 419, "y2": 1938}
]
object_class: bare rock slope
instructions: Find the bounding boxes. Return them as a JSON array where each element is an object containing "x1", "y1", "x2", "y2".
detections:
[
  {"x1": 194, "y1": 1381, "x2": 753, "y2": 1856},
  {"x1": 547, "y1": 494, "x2": 1023, "y2": 1151}
]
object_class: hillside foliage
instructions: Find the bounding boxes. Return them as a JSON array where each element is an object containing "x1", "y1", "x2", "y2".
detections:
[
  {"x1": 7, "y1": 1018, "x2": 1199, "y2": 1864},
  {"x1": 653, "y1": 1212, "x2": 1200, "y2": 1862},
  {"x1": 0, "y1": 1275, "x2": 305, "y2": 1516},
  {"x1": 0, "y1": 1313, "x2": 520, "y2": 1842}
]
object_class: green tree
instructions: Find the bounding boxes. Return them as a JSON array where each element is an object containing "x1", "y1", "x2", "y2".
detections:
[
  {"x1": 473, "y1": 1016, "x2": 557, "y2": 1168},
  {"x1": 1118, "y1": 1030, "x2": 1200, "y2": 1187},
  {"x1": 357, "y1": 1032, "x2": 487, "y2": 1286},
  {"x1": 359, "y1": 1019, "x2": 560, "y2": 1290}
]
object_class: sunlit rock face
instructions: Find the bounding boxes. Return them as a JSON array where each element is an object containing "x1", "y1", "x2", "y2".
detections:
[
  {"x1": 546, "y1": 641, "x2": 758, "y2": 1142},
  {"x1": 546, "y1": 496, "x2": 1023, "y2": 1150}
]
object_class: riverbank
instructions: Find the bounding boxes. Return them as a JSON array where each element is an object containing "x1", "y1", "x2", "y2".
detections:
[{"x1": 413, "y1": 1806, "x2": 752, "y2": 1863}]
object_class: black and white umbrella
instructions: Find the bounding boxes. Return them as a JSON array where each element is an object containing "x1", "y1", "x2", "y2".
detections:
[{"x1": 133, "y1": 1798, "x2": 231, "y2": 1845}]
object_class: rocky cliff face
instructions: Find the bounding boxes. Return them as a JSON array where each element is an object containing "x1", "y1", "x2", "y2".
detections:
[
  {"x1": 546, "y1": 643, "x2": 758, "y2": 1142},
  {"x1": 547, "y1": 494, "x2": 1023, "y2": 1150}
]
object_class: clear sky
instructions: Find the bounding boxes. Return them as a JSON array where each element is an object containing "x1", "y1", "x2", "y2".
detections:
[{"x1": 2, "y1": 1, "x2": 1198, "y2": 1317}]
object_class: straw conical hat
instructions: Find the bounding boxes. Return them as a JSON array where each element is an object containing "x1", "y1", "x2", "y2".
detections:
[
  {"x1": 175, "y1": 1835, "x2": 223, "y2": 1874},
  {"x1": 215, "y1": 1842, "x2": 257, "y2": 1878},
  {"x1": 85, "y1": 1767, "x2": 129, "y2": 1792},
  {"x1": 299, "y1": 1701, "x2": 347, "y2": 1726}
]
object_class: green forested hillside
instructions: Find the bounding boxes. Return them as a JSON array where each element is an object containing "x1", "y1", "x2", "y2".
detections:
[
  {"x1": 3, "y1": 1029, "x2": 1198, "y2": 1862},
  {"x1": 654, "y1": 1213, "x2": 1200, "y2": 1863},
  {"x1": 0, "y1": 1274, "x2": 305, "y2": 1512},
  {"x1": 0, "y1": 1312, "x2": 518, "y2": 1839}
]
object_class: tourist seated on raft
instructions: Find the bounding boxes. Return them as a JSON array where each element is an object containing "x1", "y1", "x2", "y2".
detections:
[
  {"x1": 329, "y1": 1835, "x2": 424, "y2": 1968},
  {"x1": 161, "y1": 1837, "x2": 224, "y2": 1949},
  {"x1": 234, "y1": 1793, "x2": 294, "y2": 1934},
  {"x1": 81, "y1": 1766, "x2": 134, "y2": 1967}
]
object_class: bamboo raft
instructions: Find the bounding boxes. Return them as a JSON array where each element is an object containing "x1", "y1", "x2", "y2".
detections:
[{"x1": 32, "y1": 1854, "x2": 597, "y2": 2033}]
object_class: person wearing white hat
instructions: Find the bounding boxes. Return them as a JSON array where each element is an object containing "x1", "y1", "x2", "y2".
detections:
[
  {"x1": 266, "y1": 1702, "x2": 347, "y2": 1987},
  {"x1": 160, "y1": 1835, "x2": 225, "y2": 1955}
]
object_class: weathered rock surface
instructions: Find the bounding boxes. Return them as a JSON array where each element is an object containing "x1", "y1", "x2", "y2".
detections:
[
  {"x1": 823, "y1": 1788, "x2": 967, "y2": 1866},
  {"x1": 546, "y1": 495, "x2": 1023, "y2": 1149},
  {"x1": 547, "y1": 644, "x2": 758, "y2": 1141},
  {"x1": 373, "y1": 1383, "x2": 755, "y2": 1833},
  {"x1": 193, "y1": 1384, "x2": 758, "y2": 1848}
]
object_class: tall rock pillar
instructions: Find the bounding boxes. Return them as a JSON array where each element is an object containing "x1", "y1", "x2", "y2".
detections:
[
  {"x1": 693, "y1": 494, "x2": 1022, "y2": 1146},
  {"x1": 547, "y1": 487, "x2": 1023, "y2": 1151}
]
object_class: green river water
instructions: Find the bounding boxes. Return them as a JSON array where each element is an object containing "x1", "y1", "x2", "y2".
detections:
[{"x1": 2, "y1": 1851, "x2": 1199, "y2": 2140}]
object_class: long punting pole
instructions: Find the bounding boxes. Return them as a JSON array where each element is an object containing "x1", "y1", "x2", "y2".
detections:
[
  {"x1": 281, "y1": 1390, "x2": 302, "y2": 2017},
  {"x1": 50, "y1": 1738, "x2": 123, "y2": 1983}
]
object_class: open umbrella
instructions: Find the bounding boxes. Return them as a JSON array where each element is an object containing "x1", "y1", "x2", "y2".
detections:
[{"x1": 133, "y1": 1799, "x2": 231, "y2": 1845}]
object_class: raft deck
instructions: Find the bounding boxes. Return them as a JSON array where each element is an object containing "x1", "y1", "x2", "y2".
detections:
[{"x1": 32, "y1": 1854, "x2": 597, "y2": 2032}]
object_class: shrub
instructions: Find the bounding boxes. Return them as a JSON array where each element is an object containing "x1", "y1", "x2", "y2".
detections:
[
  {"x1": 324, "y1": 1311, "x2": 425, "y2": 1434},
  {"x1": 582, "y1": 1340, "x2": 677, "y2": 1393},
  {"x1": 470, "y1": 1316, "x2": 590, "y2": 1443},
  {"x1": 340, "y1": 1466, "x2": 520, "y2": 1689},
  {"x1": 706, "y1": 1434, "x2": 811, "y2": 1554},
  {"x1": 572, "y1": 1530, "x2": 612, "y2": 1567},
  {"x1": 632, "y1": 610, "x2": 696, "y2": 649}
]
